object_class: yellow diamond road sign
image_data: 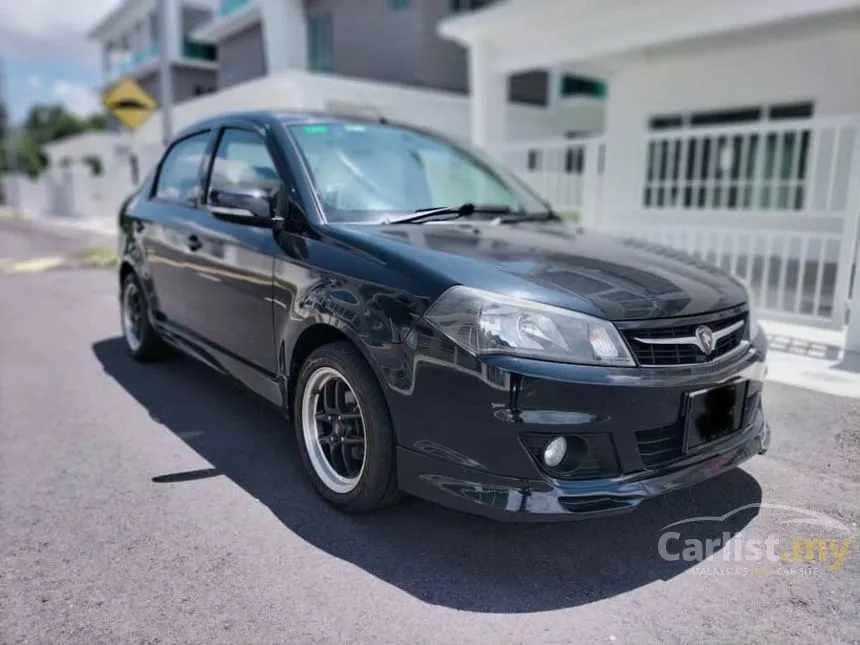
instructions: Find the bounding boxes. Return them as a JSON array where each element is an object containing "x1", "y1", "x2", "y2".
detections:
[{"x1": 102, "y1": 77, "x2": 158, "y2": 131}]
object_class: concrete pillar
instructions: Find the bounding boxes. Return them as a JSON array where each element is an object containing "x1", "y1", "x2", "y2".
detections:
[
  {"x1": 468, "y1": 41, "x2": 507, "y2": 158},
  {"x1": 845, "y1": 232, "x2": 860, "y2": 353},
  {"x1": 164, "y1": 0, "x2": 182, "y2": 61},
  {"x1": 102, "y1": 44, "x2": 112, "y2": 80},
  {"x1": 840, "y1": 126, "x2": 860, "y2": 353},
  {"x1": 262, "y1": 0, "x2": 307, "y2": 73},
  {"x1": 598, "y1": 68, "x2": 647, "y2": 230}
]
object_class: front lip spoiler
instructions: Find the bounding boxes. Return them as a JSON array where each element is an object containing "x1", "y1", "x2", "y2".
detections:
[{"x1": 397, "y1": 418, "x2": 767, "y2": 523}]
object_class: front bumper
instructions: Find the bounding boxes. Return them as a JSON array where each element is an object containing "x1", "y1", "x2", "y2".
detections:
[{"x1": 382, "y1": 321, "x2": 769, "y2": 522}]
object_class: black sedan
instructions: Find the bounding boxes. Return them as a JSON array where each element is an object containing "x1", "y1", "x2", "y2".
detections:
[{"x1": 117, "y1": 111, "x2": 770, "y2": 521}]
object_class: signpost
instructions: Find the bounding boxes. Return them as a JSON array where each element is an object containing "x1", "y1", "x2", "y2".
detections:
[{"x1": 101, "y1": 76, "x2": 158, "y2": 132}]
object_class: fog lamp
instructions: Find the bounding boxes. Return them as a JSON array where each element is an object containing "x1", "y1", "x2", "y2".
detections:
[{"x1": 543, "y1": 436, "x2": 567, "y2": 468}]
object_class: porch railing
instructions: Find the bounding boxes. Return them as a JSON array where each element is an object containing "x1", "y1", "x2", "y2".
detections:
[{"x1": 504, "y1": 137, "x2": 605, "y2": 223}]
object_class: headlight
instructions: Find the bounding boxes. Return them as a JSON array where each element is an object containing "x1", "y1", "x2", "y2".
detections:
[
  {"x1": 736, "y1": 278, "x2": 761, "y2": 338},
  {"x1": 423, "y1": 286, "x2": 635, "y2": 366},
  {"x1": 748, "y1": 301, "x2": 761, "y2": 338}
]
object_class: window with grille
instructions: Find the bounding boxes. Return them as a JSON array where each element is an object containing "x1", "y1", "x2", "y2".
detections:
[
  {"x1": 643, "y1": 102, "x2": 813, "y2": 211},
  {"x1": 308, "y1": 13, "x2": 333, "y2": 72}
]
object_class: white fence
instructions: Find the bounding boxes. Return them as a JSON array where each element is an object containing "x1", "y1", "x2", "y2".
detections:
[
  {"x1": 506, "y1": 115, "x2": 860, "y2": 329},
  {"x1": 0, "y1": 142, "x2": 164, "y2": 223},
  {"x1": 505, "y1": 137, "x2": 605, "y2": 223}
]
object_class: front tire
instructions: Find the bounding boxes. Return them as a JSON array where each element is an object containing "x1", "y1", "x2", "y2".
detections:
[
  {"x1": 294, "y1": 342, "x2": 400, "y2": 513},
  {"x1": 120, "y1": 273, "x2": 168, "y2": 362}
]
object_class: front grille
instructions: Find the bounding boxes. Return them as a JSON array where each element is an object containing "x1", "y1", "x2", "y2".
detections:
[{"x1": 622, "y1": 312, "x2": 747, "y2": 366}]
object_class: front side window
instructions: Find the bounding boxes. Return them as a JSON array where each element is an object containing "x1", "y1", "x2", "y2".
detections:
[
  {"x1": 286, "y1": 121, "x2": 548, "y2": 222},
  {"x1": 154, "y1": 131, "x2": 209, "y2": 203},
  {"x1": 208, "y1": 128, "x2": 281, "y2": 198}
]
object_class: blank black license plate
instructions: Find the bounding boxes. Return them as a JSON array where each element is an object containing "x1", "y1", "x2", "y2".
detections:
[{"x1": 683, "y1": 381, "x2": 747, "y2": 452}]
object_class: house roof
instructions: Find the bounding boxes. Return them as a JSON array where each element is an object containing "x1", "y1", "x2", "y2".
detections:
[{"x1": 87, "y1": 0, "x2": 148, "y2": 40}]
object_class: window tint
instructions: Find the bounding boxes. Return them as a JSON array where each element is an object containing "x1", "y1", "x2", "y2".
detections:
[
  {"x1": 155, "y1": 132, "x2": 209, "y2": 203},
  {"x1": 208, "y1": 128, "x2": 281, "y2": 197}
]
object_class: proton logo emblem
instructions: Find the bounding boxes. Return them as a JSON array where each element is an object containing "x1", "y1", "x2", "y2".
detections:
[{"x1": 695, "y1": 325, "x2": 716, "y2": 355}]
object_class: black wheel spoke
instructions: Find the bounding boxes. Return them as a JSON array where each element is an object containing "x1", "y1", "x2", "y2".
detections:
[
  {"x1": 334, "y1": 379, "x2": 349, "y2": 412},
  {"x1": 322, "y1": 382, "x2": 337, "y2": 415},
  {"x1": 304, "y1": 370, "x2": 367, "y2": 489},
  {"x1": 340, "y1": 441, "x2": 357, "y2": 478}
]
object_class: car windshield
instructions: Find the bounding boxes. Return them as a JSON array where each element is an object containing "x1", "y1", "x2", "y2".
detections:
[{"x1": 285, "y1": 121, "x2": 549, "y2": 223}]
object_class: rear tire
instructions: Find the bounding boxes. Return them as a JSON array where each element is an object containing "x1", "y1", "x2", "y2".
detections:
[
  {"x1": 120, "y1": 272, "x2": 168, "y2": 362},
  {"x1": 294, "y1": 342, "x2": 401, "y2": 513}
]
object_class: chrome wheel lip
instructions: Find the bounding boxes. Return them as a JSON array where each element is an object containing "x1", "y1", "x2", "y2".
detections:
[
  {"x1": 301, "y1": 367, "x2": 367, "y2": 495},
  {"x1": 122, "y1": 281, "x2": 143, "y2": 353}
]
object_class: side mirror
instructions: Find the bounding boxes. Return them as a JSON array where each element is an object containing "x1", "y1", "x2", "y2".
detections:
[{"x1": 207, "y1": 186, "x2": 282, "y2": 229}]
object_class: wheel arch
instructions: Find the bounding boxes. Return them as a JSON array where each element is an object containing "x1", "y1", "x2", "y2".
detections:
[
  {"x1": 282, "y1": 322, "x2": 396, "y2": 428},
  {"x1": 119, "y1": 260, "x2": 135, "y2": 290}
]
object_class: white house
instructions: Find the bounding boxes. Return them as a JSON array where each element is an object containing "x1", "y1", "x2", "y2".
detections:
[{"x1": 441, "y1": 0, "x2": 860, "y2": 348}]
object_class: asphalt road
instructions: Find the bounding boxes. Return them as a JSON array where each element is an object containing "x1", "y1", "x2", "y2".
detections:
[{"x1": 2, "y1": 219, "x2": 859, "y2": 645}]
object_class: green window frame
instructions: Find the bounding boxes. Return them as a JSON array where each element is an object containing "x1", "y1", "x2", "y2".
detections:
[
  {"x1": 559, "y1": 74, "x2": 607, "y2": 100},
  {"x1": 308, "y1": 13, "x2": 333, "y2": 72}
]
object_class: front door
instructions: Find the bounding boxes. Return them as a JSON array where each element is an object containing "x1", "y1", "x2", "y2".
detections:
[{"x1": 182, "y1": 125, "x2": 281, "y2": 389}]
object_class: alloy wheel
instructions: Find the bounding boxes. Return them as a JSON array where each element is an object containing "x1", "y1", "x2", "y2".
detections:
[
  {"x1": 301, "y1": 367, "x2": 367, "y2": 494},
  {"x1": 122, "y1": 280, "x2": 144, "y2": 353}
]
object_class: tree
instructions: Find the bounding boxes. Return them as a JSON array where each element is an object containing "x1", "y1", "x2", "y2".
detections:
[{"x1": 0, "y1": 101, "x2": 7, "y2": 141}]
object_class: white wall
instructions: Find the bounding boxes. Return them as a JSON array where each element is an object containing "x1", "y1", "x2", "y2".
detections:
[
  {"x1": 600, "y1": 19, "x2": 860, "y2": 219},
  {"x1": 131, "y1": 69, "x2": 599, "y2": 153},
  {"x1": 604, "y1": 19, "x2": 860, "y2": 132},
  {"x1": 42, "y1": 132, "x2": 131, "y2": 168}
]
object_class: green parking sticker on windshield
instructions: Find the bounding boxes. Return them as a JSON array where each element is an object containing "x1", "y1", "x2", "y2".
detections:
[{"x1": 303, "y1": 125, "x2": 328, "y2": 134}]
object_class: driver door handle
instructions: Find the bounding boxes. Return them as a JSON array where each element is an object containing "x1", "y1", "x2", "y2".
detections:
[{"x1": 186, "y1": 234, "x2": 202, "y2": 252}]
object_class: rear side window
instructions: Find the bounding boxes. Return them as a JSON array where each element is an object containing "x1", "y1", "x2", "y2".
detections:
[{"x1": 154, "y1": 132, "x2": 209, "y2": 204}]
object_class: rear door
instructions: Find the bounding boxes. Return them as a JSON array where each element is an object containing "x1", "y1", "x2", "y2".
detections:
[{"x1": 135, "y1": 130, "x2": 213, "y2": 330}]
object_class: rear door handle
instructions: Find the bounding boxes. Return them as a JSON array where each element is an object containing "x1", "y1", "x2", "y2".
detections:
[{"x1": 186, "y1": 234, "x2": 202, "y2": 252}]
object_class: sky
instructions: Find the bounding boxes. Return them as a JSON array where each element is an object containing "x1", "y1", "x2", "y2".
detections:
[{"x1": 0, "y1": 0, "x2": 120, "y2": 123}]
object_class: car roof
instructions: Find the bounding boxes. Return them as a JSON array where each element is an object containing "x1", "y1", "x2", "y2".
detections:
[{"x1": 171, "y1": 110, "x2": 404, "y2": 143}]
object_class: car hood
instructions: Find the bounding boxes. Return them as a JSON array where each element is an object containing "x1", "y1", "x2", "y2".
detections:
[{"x1": 329, "y1": 221, "x2": 748, "y2": 321}]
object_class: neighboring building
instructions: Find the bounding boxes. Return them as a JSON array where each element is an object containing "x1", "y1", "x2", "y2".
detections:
[
  {"x1": 87, "y1": 0, "x2": 220, "y2": 117},
  {"x1": 441, "y1": 0, "x2": 860, "y2": 345},
  {"x1": 191, "y1": 0, "x2": 602, "y2": 110}
]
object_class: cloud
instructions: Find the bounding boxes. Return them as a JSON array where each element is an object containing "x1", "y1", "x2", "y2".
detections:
[
  {"x1": 0, "y1": 0, "x2": 119, "y2": 63},
  {"x1": 52, "y1": 81, "x2": 101, "y2": 116},
  {"x1": 26, "y1": 75, "x2": 42, "y2": 89}
]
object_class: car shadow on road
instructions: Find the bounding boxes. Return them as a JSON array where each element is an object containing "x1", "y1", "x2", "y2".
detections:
[{"x1": 93, "y1": 337, "x2": 763, "y2": 613}]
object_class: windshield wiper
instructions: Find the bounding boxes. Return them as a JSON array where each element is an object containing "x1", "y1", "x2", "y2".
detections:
[
  {"x1": 381, "y1": 203, "x2": 513, "y2": 225},
  {"x1": 491, "y1": 211, "x2": 560, "y2": 224}
]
